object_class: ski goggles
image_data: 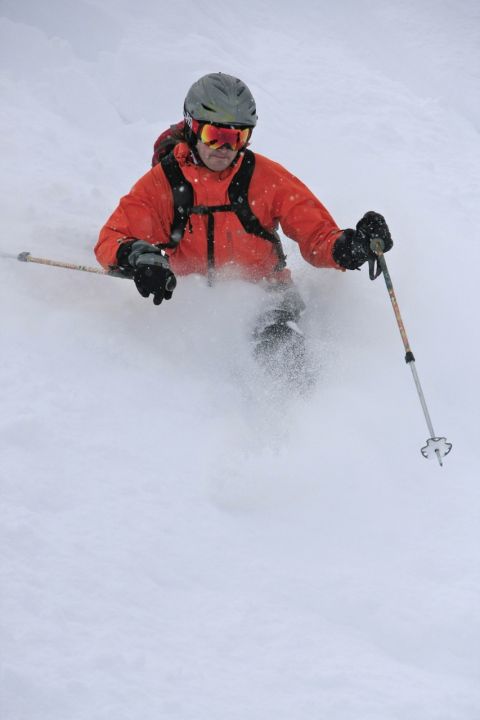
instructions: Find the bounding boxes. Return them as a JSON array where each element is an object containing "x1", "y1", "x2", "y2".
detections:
[{"x1": 191, "y1": 119, "x2": 252, "y2": 151}]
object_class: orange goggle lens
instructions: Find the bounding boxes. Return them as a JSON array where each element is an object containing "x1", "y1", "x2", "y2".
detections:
[{"x1": 197, "y1": 123, "x2": 251, "y2": 151}]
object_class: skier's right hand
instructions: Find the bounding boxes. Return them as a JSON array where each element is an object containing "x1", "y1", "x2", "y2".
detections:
[{"x1": 116, "y1": 239, "x2": 177, "y2": 305}]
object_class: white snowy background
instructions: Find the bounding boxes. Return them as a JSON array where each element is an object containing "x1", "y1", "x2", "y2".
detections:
[{"x1": 1, "y1": 1, "x2": 479, "y2": 718}]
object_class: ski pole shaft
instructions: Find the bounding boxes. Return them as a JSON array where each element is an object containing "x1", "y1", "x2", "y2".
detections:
[
  {"x1": 371, "y1": 241, "x2": 451, "y2": 466},
  {"x1": 375, "y1": 251, "x2": 413, "y2": 360},
  {"x1": 15, "y1": 251, "x2": 127, "y2": 279}
]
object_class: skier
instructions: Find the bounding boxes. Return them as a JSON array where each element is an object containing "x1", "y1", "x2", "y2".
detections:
[{"x1": 95, "y1": 72, "x2": 392, "y2": 386}]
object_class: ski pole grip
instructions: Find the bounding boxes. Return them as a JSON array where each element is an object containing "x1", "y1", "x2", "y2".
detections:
[
  {"x1": 370, "y1": 238, "x2": 385, "y2": 254},
  {"x1": 17, "y1": 251, "x2": 31, "y2": 262}
]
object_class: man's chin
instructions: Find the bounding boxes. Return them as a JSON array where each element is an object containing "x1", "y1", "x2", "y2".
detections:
[{"x1": 206, "y1": 157, "x2": 231, "y2": 171}]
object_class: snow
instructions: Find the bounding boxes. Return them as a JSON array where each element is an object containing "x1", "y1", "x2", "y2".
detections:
[{"x1": 1, "y1": 1, "x2": 479, "y2": 718}]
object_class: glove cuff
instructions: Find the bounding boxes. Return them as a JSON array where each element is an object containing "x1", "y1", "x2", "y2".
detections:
[{"x1": 116, "y1": 238, "x2": 137, "y2": 269}]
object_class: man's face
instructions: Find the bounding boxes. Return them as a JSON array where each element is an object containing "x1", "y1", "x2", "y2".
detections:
[{"x1": 195, "y1": 140, "x2": 237, "y2": 172}]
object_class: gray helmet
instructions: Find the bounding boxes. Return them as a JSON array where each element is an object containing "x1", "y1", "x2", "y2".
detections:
[{"x1": 184, "y1": 72, "x2": 257, "y2": 127}]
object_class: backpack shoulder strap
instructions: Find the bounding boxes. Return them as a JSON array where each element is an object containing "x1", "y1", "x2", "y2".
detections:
[
  {"x1": 229, "y1": 150, "x2": 286, "y2": 269},
  {"x1": 228, "y1": 150, "x2": 276, "y2": 243},
  {"x1": 160, "y1": 152, "x2": 194, "y2": 248}
]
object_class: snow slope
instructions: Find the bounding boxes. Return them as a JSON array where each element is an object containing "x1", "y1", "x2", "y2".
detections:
[{"x1": 1, "y1": 1, "x2": 480, "y2": 718}]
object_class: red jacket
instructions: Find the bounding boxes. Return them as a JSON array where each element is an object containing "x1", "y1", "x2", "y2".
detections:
[{"x1": 95, "y1": 141, "x2": 343, "y2": 281}]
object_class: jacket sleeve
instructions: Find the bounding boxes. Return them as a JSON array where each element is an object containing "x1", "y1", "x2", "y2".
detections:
[
  {"x1": 94, "y1": 167, "x2": 173, "y2": 269},
  {"x1": 260, "y1": 158, "x2": 344, "y2": 270}
]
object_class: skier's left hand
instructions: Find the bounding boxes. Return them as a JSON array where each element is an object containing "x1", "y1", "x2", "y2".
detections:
[
  {"x1": 355, "y1": 211, "x2": 393, "y2": 255},
  {"x1": 333, "y1": 211, "x2": 393, "y2": 270}
]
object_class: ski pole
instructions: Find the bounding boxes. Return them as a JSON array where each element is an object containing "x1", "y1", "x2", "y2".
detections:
[
  {"x1": 370, "y1": 240, "x2": 452, "y2": 466},
  {"x1": 4, "y1": 250, "x2": 128, "y2": 279},
  {"x1": 3, "y1": 248, "x2": 175, "y2": 294}
]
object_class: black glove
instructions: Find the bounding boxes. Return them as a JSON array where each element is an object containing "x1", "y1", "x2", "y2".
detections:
[
  {"x1": 116, "y1": 239, "x2": 177, "y2": 305},
  {"x1": 333, "y1": 211, "x2": 393, "y2": 270}
]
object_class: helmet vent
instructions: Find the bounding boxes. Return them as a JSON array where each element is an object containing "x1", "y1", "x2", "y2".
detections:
[{"x1": 201, "y1": 103, "x2": 216, "y2": 112}]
